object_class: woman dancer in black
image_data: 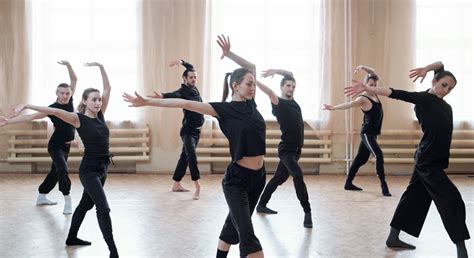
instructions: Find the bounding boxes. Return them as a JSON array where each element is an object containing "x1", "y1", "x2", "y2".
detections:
[
  {"x1": 324, "y1": 65, "x2": 391, "y2": 196},
  {"x1": 123, "y1": 35, "x2": 265, "y2": 258},
  {"x1": 0, "y1": 60, "x2": 78, "y2": 213},
  {"x1": 148, "y1": 59, "x2": 204, "y2": 199},
  {"x1": 11, "y1": 62, "x2": 119, "y2": 257},
  {"x1": 344, "y1": 61, "x2": 469, "y2": 258},
  {"x1": 254, "y1": 69, "x2": 313, "y2": 228}
]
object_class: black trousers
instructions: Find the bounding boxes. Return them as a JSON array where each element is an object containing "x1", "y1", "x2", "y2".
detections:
[
  {"x1": 172, "y1": 129, "x2": 201, "y2": 181},
  {"x1": 68, "y1": 157, "x2": 117, "y2": 251},
  {"x1": 347, "y1": 134, "x2": 386, "y2": 183},
  {"x1": 219, "y1": 162, "x2": 266, "y2": 256},
  {"x1": 259, "y1": 149, "x2": 311, "y2": 213},
  {"x1": 38, "y1": 143, "x2": 71, "y2": 195},
  {"x1": 390, "y1": 165, "x2": 470, "y2": 243}
]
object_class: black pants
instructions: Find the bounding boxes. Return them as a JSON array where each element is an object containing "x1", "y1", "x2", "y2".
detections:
[
  {"x1": 38, "y1": 143, "x2": 71, "y2": 195},
  {"x1": 390, "y1": 165, "x2": 470, "y2": 243},
  {"x1": 219, "y1": 162, "x2": 266, "y2": 256},
  {"x1": 259, "y1": 149, "x2": 311, "y2": 213},
  {"x1": 68, "y1": 157, "x2": 117, "y2": 252},
  {"x1": 347, "y1": 134, "x2": 386, "y2": 183},
  {"x1": 172, "y1": 129, "x2": 201, "y2": 181}
]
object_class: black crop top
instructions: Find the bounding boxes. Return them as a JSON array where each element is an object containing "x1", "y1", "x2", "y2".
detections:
[
  {"x1": 76, "y1": 111, "x2": 110, "y2": 160},
  {"x1": 210, "y1": 99, "x2": 266, "y2": 162}
]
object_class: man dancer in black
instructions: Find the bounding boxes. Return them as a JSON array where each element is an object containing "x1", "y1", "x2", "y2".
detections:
[
  {"x1": 255, "y1": 69, "x2": 312, "y2": 228},
  {"x1": 148, "y1": 59, "x2": 204, "y2": 200}
]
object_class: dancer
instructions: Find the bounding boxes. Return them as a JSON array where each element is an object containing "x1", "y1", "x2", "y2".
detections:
[
  {"x1": 0, "y1": 60, "x2": 77, "y2": 213},
  {"x1": 344, "y1": 61, "x2": 469, "y2": 258},
  {"x1": 254, "y1": 69, "x2": 313, "y2": 228},
  {"x1": 148, "y1": 59, "x2": 204, "y2": 199},
  {"x1": 123, "y1": 35, "x2": 265, "y2": 258},
  {"x1": 11, "y1": 62, "x2": 119, "y2": 257},
  {"x1": 324, "y1": 65, "x2": 391, "y2": 196}
]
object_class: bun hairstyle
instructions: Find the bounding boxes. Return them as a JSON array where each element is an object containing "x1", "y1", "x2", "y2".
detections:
[
  {"x1": 221, "y1": 68, "x2": 251, "y2": 102},
  {"x1": 363, "y1": 73, "x2": 379, "y2": 84},
  {"x1": 433, "y1": 66, "x2": 457, "y2": 85}
]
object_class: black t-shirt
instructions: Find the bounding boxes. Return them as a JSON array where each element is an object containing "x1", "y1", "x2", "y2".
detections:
[
  {"x1": 210, "y1": 99, "x2": 266, "y2": 162},
  {"x1": 389, "y1": 88, "x2": 453, "y2": 168},
  {"x1": 162, "y1": 84, "x2": 204, "y2": 131},
  {"x1": 272, "y1": 98, "x2": 304, "y2": 149},
  {"x1": 360, "y1": 95, "x2": 384, "y2": 135},
  {"x1": 76, "y1": 111, "x2": 110, "y2": 160},
  {"x1": 48, "y1": 97, "x2": 75, "y2": 145}
]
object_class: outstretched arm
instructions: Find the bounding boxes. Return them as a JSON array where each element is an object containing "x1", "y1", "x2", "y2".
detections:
[
  {"x1": 169, "y1": 59, "x2": 194, "y2": 70},
  {"x1": 0, "y1": 112, "x2": 47, "y2": 127},
  {"x1": 12, "y1": 104, "x2": 80, "y2": 128},
  {"x1": 256, "y1": 81, "x2": 279, "y2": 105},
  {"x1": 409, "y1": 61, "x2": 444, "y2": 83},
  {"x1": 58, "y1": 60, "x2": 77, "y2": 96},
  {"x1": 344, "y1": 79, "x2": 392, "y2": 98},
  {"x1": 85, "y1": 62, "x2": 111, "y2": 114},
  {"x1": 353, "y1": 65, "x2": 377, "y2": 76},
  {"x1": 123, "y1": 92, "x2": 218, "y2": 117},
  {"x1": 261, "y1": 69, "x2": 294, "y2": 78},
  {"x1": 323, "y1": 96, "x2": 365, "y2": 111},
  {"x1": 216, "y1": 35, "x2": 256, "y2": 76}
]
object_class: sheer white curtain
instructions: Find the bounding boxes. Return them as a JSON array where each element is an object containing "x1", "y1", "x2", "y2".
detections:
[
  {"x1": 27, "y1": 0, "x2": 140, "y2": 122},
  {"x1": 204, "y1": 0, "x2": 324, "y2": 121},
  {"x1": 415, "y1": 0, "x2": 474, "y2": 125}
]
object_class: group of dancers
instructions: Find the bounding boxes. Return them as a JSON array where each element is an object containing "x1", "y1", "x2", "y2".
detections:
[{"x1": 0, "y1": 35, "x2": 469, "y2": 258}]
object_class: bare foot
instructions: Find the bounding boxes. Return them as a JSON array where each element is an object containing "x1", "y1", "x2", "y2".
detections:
[
  {"x1": 193, "y1": 182, "x2": 201, "y2": 200},
  {"x1": 172, "y1": 182, "x2": 190, "y2": 192}
]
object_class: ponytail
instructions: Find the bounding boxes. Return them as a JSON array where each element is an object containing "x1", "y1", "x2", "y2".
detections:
[
  {"x1": 221, "y1": 68, "x2": 252, "y2": 102},
  {"x1": 222, "y1": 73, "x2": 232, "y2": 102}
]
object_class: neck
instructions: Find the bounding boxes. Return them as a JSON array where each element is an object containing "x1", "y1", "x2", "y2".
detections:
[
  {"x1": 280, "y1": 94, "x2": 292, "y2": 100},
  {"x1": 231, "y1": 94, "x2": 245, "y2": 102},
  {"x1": 84, "y1": 110, "x2": 98, "y2": 118}
]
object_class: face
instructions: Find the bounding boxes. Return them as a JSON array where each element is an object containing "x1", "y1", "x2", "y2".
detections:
[
  {"x1": 431, "y1": 76, "x2": 456, "y2": 99},
  {"x1": 56, "y1": 87, "x2": 72, "y2": 104},
  {"x1": 365, "y1": 78, "x2": 378, "y2": 88},
  {"x1": 83, "y1": 91, "x2": 102, "y2": 114},
  {"x1": 233, "y1": 73, "x2": 256, "y2": 100},
  {"x1": 184, "y1": 71, "x2": 197, "y2": 87},
  {"x1": 281, "y1": 80, "x2": 296, "y2": 99}
]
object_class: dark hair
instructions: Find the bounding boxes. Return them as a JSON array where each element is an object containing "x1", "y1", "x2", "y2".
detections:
[
  {"x1": 222, "y1": 68, "x2": 251, "y2": 102},
  {"x1": 57, "y1": 83, "x2": 70, "y2": 89},
  {"x1": 364, "y1": 73, "x2": 379, "y2": 84},
  {"x1": 280, "y1": 76, "x2": 296, "y2": 87},
  {"x1": 77, "y1": 88, "x2": 100, "y2": 114},
  {"x1": 434, "y1": 70, "x2": 457, "y2": 85},
  {"x1": 182, "y1": 69, "x2": 196, "y2": 79}
]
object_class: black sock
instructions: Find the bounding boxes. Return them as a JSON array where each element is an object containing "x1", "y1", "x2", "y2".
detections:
[
  {"x1": 65, "y1": 236, "x2": 91, "y2": 246},
  {"x1": 217, "y1": 249, "x2": 229, "y2": 258}
]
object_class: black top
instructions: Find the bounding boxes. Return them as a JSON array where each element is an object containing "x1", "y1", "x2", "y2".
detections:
[
  {"x1": 210, "y1": 99, "x2": 266, "y2": 162},
  {"x1": 76, "y1": 111, "x2": 110, "y2": 160},
  {"x1": 272, "y1": 98, "x2": 304, "y2": 149},
  {"x1": 48, "y1": 97, "x2": 75, "y2": 146},
  {"x1": 162, "y1": 84, "x2": 204, "y2": 131},
  {"x1": 360, "y1": 95, "x2": 384, "y2": 135},
  {"x1": 389, "y1": 89, "x2": 453, "y2": 168}
]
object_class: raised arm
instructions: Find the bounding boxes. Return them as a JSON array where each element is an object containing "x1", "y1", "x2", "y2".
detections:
[
  {"x1": 353, "y1": 65, "x2": 377, "y2": 76},
  {"x1": 170, "y1": 59, "x2": 194, "y2": 71},
  {"x1": 409, "y1": 61, "x2": 444, "y2": 83},
  {"x1": 85, "y1": 62, "x2": 111, "y2": 114},
  {"x1": 12, "y1": 104, "x2": 80, "y2": 128},
  {"x1": 323, "y1": 97, "x2": 365, "y2": 111},
  {"x1": 217, "y1": 35, "x2": 256, "y2": 76},
  {"x1": 344, "y1": 79, "x2": 393, "y2": 98},
  {"x1": 261, "y1": 69, "x2": 294, "y2": 78},
  {"x1": 58, "y1": 60, "x2": 77, "y2": 96},
  {"x1": 0, "y1": 112, "x2": 47, "y2": 127},
  {"x1": 256, "y1": 81, "x2": 279, "y2": 105},
  {"x1": 123, "y1": 92, "x2": 218, "y2": 117}
]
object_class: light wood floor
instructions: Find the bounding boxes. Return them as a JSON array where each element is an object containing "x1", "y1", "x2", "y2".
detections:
[{"x1": 0, "y1": 173, "x2": 472, "y2": 258}]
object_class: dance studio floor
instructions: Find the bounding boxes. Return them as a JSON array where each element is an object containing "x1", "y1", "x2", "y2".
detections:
[{"x1": 0, "y1": 173, "x2": 472, "y2": 258}]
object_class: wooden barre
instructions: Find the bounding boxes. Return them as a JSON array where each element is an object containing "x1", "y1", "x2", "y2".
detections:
[
  {"x1": 378, "y1": 139, "x2": 474, "y2": 146},
  {"x1": 198, "y1": 139, "x2": 331, "y2": 146},
  {"x1": 371, "y1": 157, "x2": 474, "y2": 164},
  {"x1": 7, "y1": 128, "x2": 149, "y2": 136},
  {"x1": 196, "y1": 148, "x2": 331, "y2": 154},
  {"x1": 8, "y1": 138, "x2": 150, "y2": 145},
  {"x1": 201, "y1": 129, "x2": 332, "y2": 137},
  {"x1": 197, "y1": 157, "x2": 332, "y2": 163},
  {"x1": 8, "y1": 147, "x2": 150, "y2": 154},
  {"x1": 382, "y1": 148, "x2": 474, "y2": 155},
  {"x1": 380, "y1": 130, "x2": 474, "y2": 136},
  {"x1": 7, "y1": 156, "x2": 150, "y2": 163}
]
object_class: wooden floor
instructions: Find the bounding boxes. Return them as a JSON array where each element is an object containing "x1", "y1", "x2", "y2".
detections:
[{"x1": 0, "y1": 173, "x2": 472, "y2": 258}]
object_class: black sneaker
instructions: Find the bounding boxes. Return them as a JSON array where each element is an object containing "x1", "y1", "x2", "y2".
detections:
[
  {"x1": 256, "y1": 205, "x2": 278, "y2": 214},
  {"x1": 304, "y1": 212, "x2": 313, "y2": 228}
]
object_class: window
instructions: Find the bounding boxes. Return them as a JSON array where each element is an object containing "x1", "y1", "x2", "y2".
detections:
[{"x1": 28, "y1": 0, "x2": 140, "y2": 122}]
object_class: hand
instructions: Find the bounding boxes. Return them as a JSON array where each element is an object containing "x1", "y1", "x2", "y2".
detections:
[
  {"x1": 344, "y1": 80, "x2": 365, "y2": 97},
  {"x1": 0, "y1": 116, "x2": 8, "y2": 127},
  {"x1": 84, "y1": 62, "x2": 103, "y2": 68},
  {"x1": 409, "y1": 67, "x2": 428, "y2": 83},
  {"x1": 353, "y1": 65, "x2": 365, "y2": 75},
  {"x1": 146, "y1": 91, "x2": 163, "y2": 99},
  {"x1": 11, "y1": 104, "x2": 27, "y2": 117},
  {"x1": 57, "y1": 60, "x2": 70, "y2": 66},
  {"x1": 122, "y1": 92, "x2": 148, "y2": 107},
  {"x1": 322, "y1": 104, "x2": 335, "y2": 111},
  {"x1": 169, "y1": 60, "x2": 182, "y2": 67},
  {"x1": 216, "y1": 34, "x2": 231, "y2": 59},
  {"x1": 261, "y1": 69, "x2": 276, "y2": 78}
]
